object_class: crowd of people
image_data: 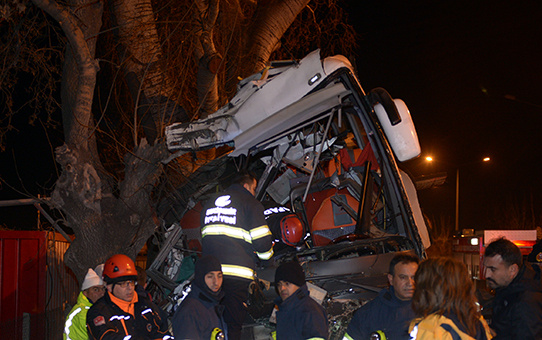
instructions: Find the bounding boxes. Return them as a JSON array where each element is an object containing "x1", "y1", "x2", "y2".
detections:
[{"x1": 62, "y1": 172, "x2": 542, "y2": 340}]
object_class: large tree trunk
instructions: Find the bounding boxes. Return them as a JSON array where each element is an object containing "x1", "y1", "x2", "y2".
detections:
[
  {"x1": 33, "y1": 0, "x2": 168, "y2": 282},
  {"x1": 110, "y1": 0, "x2": 184, "y2": 141},
  {"x1": 53, "y1": 141, "x2": 166, "y2": 281},
  {"x1": 193, "y1": 0, "x2": 221, "y2": 118},
  {"x1": 245, "y1": 0, "x2": 311, "y2": 73},
  {"x1": 32, "y1": 0, "x2": 320, "y2": 282},
  {"x1": 31, "y1": 0, "x2": 104, "y2": 281}
]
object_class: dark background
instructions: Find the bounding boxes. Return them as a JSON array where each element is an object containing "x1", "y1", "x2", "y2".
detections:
[
  {"x1": 2, "y1": 0, "x2": 542, "y2": 231},
  {"x1": 347, "y1": 0, "x2": 542, "y2": 230}
]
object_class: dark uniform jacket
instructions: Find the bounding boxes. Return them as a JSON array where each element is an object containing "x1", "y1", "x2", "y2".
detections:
[
  {"x1": 201, "y1": 183, "x2": 273, "y2": 280},
  {"x1": 86, "y1": 289, "x2": 171, "y2": 340},
  {"x1": 275, "y1": 284, "x2": 328, "y2": 340},
  {"x1": 344, "y1": 287, "x2": 415, "y2": 340},
  {"x1": 172, "y1": 283, "x2": 227, "y2": 340},
  {"x1": 491, "y1": 263, "x2": 542, "y2": 340}
]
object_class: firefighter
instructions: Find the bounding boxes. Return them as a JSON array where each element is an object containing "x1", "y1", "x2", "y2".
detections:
[
  {"x1": 201, "y1": 172, "x2": 274, "y2": 340},
  {"x1": 344, "y1": 254, "x2": 419, "y2": 340},
  {"x1": 86, "y1": 254, "x2": 172, "y2": 340},
  {"x1": 172, "y1": 255, "x2": 227, "y2": 340},
  {"x1": 263, "y1": 202, "x2": 305, "y2": 252}
]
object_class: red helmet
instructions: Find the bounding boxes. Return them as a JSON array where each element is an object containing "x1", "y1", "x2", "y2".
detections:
[
  {"x1": 280, "y1": 215, "x2": 304, "y2": 246},
  {"x1": 103, "y1": 254, "x2": 138, "y2": 283}
]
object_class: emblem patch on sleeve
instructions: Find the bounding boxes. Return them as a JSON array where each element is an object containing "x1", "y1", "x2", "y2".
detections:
[{"x1": 93, "y1": 316, "x2": 106, "y2": 326}]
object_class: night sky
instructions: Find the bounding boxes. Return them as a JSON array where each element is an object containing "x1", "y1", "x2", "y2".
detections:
[
  {"x1": 2, "y1": 1, "x2": 542, "y2": 232},
  {"x1": 347, "y1": 0, "x2": 542, "y2": 230}
]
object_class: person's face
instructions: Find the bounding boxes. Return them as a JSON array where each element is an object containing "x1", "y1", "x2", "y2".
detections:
[
  {"x1": 243, "y1": 178, "x2": 257, "y2": 196},
  {"x1": 205, "y1": 271, "x2": 223, "y2": 293},
  {"x1": 109, "y1": 280, "x2": 136, "y2": 302},
  {"x1": 277, "y1": 280, "x2": 299, "y2": 301},
  {"x1": 85, "y1": 285, "x2": 106, "y2": 303},
  {"x1": 388, "y1": 261, "x2": 418, "y2": 301},
  {"x1": 483, "y1": 255, "x2": 518, "y2": 289}
]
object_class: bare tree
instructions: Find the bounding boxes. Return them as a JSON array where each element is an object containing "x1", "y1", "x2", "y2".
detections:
[
  {"x1": 425, "y1": 215, "x2": 454, "y2": 257},
  {"x1": 489, "y1": 195, "x2": 539, "y2": 230},
  {"x1": 2, "y1": 0, "x2": 356, "y2": 281}
]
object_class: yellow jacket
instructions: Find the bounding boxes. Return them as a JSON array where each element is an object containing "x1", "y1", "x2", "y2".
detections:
[{"x1": 408, "y1": 314, "x2": 493, "y2": 340}]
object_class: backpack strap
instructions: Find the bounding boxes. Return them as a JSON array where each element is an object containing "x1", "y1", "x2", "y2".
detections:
[{"x1": 441, "y1": 324, "x2": 461, "y2": 340}]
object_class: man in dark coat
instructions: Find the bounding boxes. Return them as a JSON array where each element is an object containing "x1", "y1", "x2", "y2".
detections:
[
  {"x1": 273, "y1": 261, "x2": 328, "y2": 340},
  {"x1": 172, "y1": 255, "x2": 227, "y2": 340},
  {"x1": 201, "y1": 172, "x2": 274, "y2": 340},
  {"x1": 344, "y1": 253, "x2": 419, "y2": 340},
  {"x1": 484, "y1": 237, "x2": 542, "y2": 339}
]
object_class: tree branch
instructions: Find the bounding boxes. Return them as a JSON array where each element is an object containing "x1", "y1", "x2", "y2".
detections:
[
  {"x1": 31, "y1": 0, "x2": 99, "y2": 149},
  {"x1": 246, "y1": 0, "x2": 310, "y2": 73}
]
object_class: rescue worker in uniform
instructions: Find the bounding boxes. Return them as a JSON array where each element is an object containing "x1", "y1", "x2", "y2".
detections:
[
  {"x1": 172, "y1": 255, "x2": 227, "y2": 339},
  {"x1": 86, "y1": 254, "x2": 172, "y2": 340},
  {"x1": 64, "y1": 267, "x2": 105, "y2": 340},
  {"x1": 201, "y1": 172, "x2": 274, "y2": 340},
  {"x1": 263, "y1": 201, "x2": 305, "y2": 253},
  {"x1": 273, "y1": 260, "x2": 328, "y2": 340},
  {"x1": 344, "y1": 254, "x2": 419, "y2": 340}
]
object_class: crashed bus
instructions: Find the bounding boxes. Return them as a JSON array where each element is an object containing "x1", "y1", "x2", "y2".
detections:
[{"x1": 150, "y1": 50, "x2": 431, "y2": 338}]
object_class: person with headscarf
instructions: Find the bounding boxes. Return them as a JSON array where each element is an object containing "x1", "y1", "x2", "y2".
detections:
[{"x1": 172, "y1": 255, "x2": 227, "y2": 340}]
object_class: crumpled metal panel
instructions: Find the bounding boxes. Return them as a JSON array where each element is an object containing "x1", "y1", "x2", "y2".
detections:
[{"x1": 165, "y1": 49, "x2": 330, "y2": 152}]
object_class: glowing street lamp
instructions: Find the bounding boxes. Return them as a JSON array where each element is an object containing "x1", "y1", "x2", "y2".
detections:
[{"x1": 424, "y1": 155, "x2": 491, "y2": 231}]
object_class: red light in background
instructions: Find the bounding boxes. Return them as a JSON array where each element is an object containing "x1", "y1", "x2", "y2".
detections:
[{"x1": 511, "y1": 240, "x2": 536, "y2": 248}]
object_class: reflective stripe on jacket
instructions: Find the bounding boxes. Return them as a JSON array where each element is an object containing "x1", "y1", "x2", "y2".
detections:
[
  {"x1": 86, "y1": 290, "x2": 172, "y2": 339},
  {"x1": 201, "y1": 184, "x2": 273, "y2": 280},
  {"x1": 64, "y1": 292, "x2": 92, "y2": 340}
]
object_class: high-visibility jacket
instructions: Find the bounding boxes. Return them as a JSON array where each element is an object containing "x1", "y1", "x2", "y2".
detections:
[
  {"x1": 408, "y1": 314, "x2": 493, "y2": 340},
  {"x1": 86, "y1": 290, "x2": 172, "y2": 340},
  {"x1": 201, "y1": 183, "x2": 274, "y2": 280},
  {"x1": 64, "y1": 292, "x2": 92, "y2": 340}
]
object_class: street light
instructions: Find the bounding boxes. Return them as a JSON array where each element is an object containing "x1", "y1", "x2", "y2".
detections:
[{"x1": 425, "y1": 156, "x2": 491, "y2": 232}]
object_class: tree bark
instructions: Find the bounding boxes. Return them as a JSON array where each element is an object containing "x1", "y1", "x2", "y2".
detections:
[
  {"x1": 52, "y1": 141, "x2": 167, "y2": 281},
  {"x1": 244, "y1": 0, "x2": 310, "y2": 74},
  {"x1": 31, "y1": 0, "x2": 101, "y2": 151},
  {"x1": 30, "y1": 0, "x2": 327, "y2": 282},
  {"x1": 194, "y1": 0, "x2": 221, "y2": 118},
  {"x1": 110, "y1": 0, "x2": 181, "y2": 139},
  {"x1": 31, "y1": 0, "x2": 104, "y2": 281},
  {"x1": 33, "y1": 0, "x2": 168, "y2": 282}
]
